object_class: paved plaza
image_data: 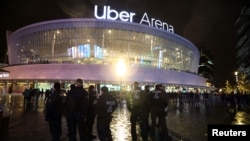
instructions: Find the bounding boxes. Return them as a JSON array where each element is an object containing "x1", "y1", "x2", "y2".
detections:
[{"x1": 1, "y1": 94, "x2": 250, "y2": 141}]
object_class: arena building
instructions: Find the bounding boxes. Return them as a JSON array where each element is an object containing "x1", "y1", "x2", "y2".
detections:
[{"x1": 0, "y1": 17, "x2": 211, "y2": 94}]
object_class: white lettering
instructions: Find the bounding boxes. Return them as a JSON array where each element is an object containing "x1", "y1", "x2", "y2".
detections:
[
  {"x1": 140, "y1": 12, "x2": 174, "y2": 33},
  {"x1": 129, "y1": 12, "x2": 135, "y2": 22},
  {"x1": 140, "y1": 12, "x2": 151, "y2": 26},
  {"x1": 168, "y1": 25, "x2": 174, "y2": 33},
  {"x1": 119, "y1": 11, "x2": 135, "y2": 22},
  {"x1": 94, "y1": 5, "x2": 135, "y2": 22},
  {"x1": 106, "y1": 101, "x2": 116, "y2": 105},
  {"x1": 162, "y1": 22, "x2": 168, "y2": 31},
  {"x1": 94, "y1": 5, "x2": 106, "y2": 19},
  {"x1": 94, "y1": 5, "x2": 174, "y2": 33},
  {"x1": 107, "y1": 6, "x2": 119, "y2": 20},
  {"x1": 119, "y1": 11, "x2": 129, "y2": 21},
  {"x1": 212, "y1": 129, "x2": 219, "y2": 136},
  {"x1": 154, "y1": 19, "x2": 162, "y2": 29},
  {"x1": 212, "y1": 129, "x2": 247, "y2": 136}
]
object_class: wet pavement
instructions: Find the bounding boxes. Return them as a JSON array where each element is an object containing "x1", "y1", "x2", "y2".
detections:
[{"x1": 1, "y1": 94, "x2": 250, "y2": 141}]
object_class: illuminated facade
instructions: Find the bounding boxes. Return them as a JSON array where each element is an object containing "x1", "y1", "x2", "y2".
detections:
[
  {"x1": 1, "y1": 18, "x2": 210, "y2": 93},
  {"x1": 235, "y1": 2, "x2": 250, "y2": 81}
]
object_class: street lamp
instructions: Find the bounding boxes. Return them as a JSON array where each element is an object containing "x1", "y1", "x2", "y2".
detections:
[{"x1": 234, "y1": 71, "x2": 238, "y2": 91}]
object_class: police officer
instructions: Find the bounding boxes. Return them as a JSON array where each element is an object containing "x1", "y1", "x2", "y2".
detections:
[
  {"x1": 45, "y1": 82, "x2": 65, "y2": 141},
  {"x1": 65, "y1": 78, "x2": 89, "y2": 141},
  {"x1": 148, "y1": 84, "x2": 169, "y2": 141},
  {"x1": 86, "y1": 85, "x2": 97, "y2": 140},
  {"x1": 65, "y1": 84, "x2": 75, "y2": 137},
  {"x1": 95, "y1": 86, "x2": 118, "y2": 141},
  {"x1": 126, "y1": 81, "x2": 148, "y2": 141},
  {"x1": 144, "y1": 85, "x2": 151, "y2": 135}
]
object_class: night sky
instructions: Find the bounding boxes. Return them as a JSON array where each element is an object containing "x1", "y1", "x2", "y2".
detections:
[{"x1": 0, "y1": 0, "x2": 246, "y2": 88}]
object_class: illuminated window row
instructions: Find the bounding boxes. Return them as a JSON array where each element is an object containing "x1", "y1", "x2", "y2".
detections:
[{"x1": 8, "y1": 20, "x2": 198, "y2": 73}]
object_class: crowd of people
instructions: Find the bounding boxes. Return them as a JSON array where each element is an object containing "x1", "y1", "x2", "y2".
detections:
[
  {"x1": 43, "y1": 78, "x2": 118, "y2": 141},
  {"x1": 220, "y1": 91, "x2": 250, "y2": 113},
  {"x1": 22, "y1": 87, "x2": 45, "y2": 109},
  {"x1": 126, "y1": 82, "x2": 171, "y2": 141},
  {"x1": 22, "y1": 80, "x2": 172, "y2": 141},
  {"x1": 21, "y1": 79, "x2": 250, "y2": 141}
]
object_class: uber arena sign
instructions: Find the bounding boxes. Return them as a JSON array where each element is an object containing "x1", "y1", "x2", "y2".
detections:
[{"x1": 94, "y1": 5, "x2": 174, "y2": 33}]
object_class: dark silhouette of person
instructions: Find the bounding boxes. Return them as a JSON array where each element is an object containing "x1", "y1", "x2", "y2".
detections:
[
  {"x1": 148, "y1": 84, "x2": 170, "y2": 141},
  {"x1": 22, "y1": 88, "x2": 31, "y2": 109},
  {"x1": 65, "y1": 84, "x2": 75, "y2": 137},
  {"x1": 64, "y1": 78, "x2": 89, "y2": 141},
  {"x1": 86, "y1": 85, "x2": 97, "y2": 140},
  {"x1": 45, "y1": 82, "x2": 65, "y2": 141},
  {"x1": 126, "y1": 82, "x2": 148, "y2": 141},
  {"x1": 144, "y1": 85, "x2": 151, "y2": 136},
  {"x1": 95, "y1": 86, "x2": 118, "y2": 141}
]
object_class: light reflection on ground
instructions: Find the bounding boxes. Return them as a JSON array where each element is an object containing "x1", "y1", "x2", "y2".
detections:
[
  {"x1": 1, "y1": 94, "x2": 250, "y2": 141},
  {"x1": 111, "y1": 107, "x2": 132, "y2": 141},
  {"x1": 232, "y1": 111, "x2": 250, "y2": 125}
]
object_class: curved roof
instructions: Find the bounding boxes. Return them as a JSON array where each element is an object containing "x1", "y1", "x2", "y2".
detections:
[{"x1": 10, "y1": 18, "x2": 199, "y2": 55}]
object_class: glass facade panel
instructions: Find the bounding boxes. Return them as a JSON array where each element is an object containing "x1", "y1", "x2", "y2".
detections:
[{"x1": 8, "y1": 19, "x2": 199, "y2": 73}]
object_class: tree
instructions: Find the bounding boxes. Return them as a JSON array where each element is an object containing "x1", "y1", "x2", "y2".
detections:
[
  {"x1": 223, "y1": 80, "x2": 234, "y2": 94},
  {"x1": 237, "y1": 73, "x2": 250, "y2": 93}
]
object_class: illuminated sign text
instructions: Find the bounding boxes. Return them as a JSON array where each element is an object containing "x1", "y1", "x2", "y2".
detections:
[{"x1": 94, "y1": 5, "x2": 174, "y2": 33}]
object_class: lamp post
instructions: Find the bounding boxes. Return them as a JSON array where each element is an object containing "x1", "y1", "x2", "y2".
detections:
[{"x1": 234, "y1": 71, "x2": 238, "y2": 91}]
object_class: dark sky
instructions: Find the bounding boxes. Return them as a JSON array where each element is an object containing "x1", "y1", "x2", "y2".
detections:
[{"x1": 0, "y1": 0, "x2": 246, "y2": 88}]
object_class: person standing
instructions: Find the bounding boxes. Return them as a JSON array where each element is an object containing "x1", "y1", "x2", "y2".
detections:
[
  {"x1": 95, "y1": 86, "x2": 118, "y2": 141},
  {"x1": 148, "y1": 84, "x2": 170, "y2": 141},
  {"x1": 65, "y1": 83, "x2": 75, "y2": 137},
  {"x1": 144, "y1": 85, "x2": 151, "y2": 136},
  {"x1": 65, "y1": 78, "x2": 89, "y2": 141},
  {"x1": 44, "y1": 88, "x2": 53, "y2": 105},
  {"x1": 45, "y1": 82, "x2": 65, "y2": 141},
  {"x1": 126, "y1": 82, "x2": 148, "y2": 141},
  {"x1": 22, "y1": 88, "x2": 31, "y2": 109},
  {"x1": 86, "y1": 85, "x2": 97, "y2": 140}
]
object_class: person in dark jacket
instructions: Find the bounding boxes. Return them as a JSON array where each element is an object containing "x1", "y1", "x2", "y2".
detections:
[
  {"x1": 126, "y1": 81, "x2": 148, "y2": 141},
  {"x1": 22, "y1": 88, "x2": 31, "y2": 109},
  {"x1": 148, "y1": 84, "x2": 170, "y2": 141},
  {"x1": 144, "y1": 85, "x2": 151, "y2": 136},
  {"x1": 95, "y1": 86, "x2": 118, "y2": 141},
  {"x1": 65, "y1": 78, "x2": 89, "y2": 141},
  {"x1": 65, "y1": 84, "x2": 75, "y2": 137},
  {"x1": 86, "y1": 85, "x2": 97, "y2": 140},
  {"x1": 45, "y1": 82, "x2": 65, "y2": 141}
]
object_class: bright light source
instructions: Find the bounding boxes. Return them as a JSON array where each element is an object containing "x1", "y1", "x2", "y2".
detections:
[
  {"x1": 116, "y1": 58, "x2": 126, "y2": 77},
  {"x1": 234, "y1": 71, "x2": 238, "y2": 76}
]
